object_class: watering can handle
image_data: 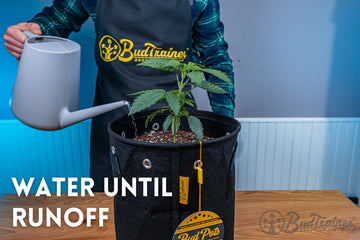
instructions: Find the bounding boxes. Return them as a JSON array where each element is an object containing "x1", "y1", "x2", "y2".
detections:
[
  {"x1": 23, "y1": 30, "x2": 40, "y2": 38},
  {"x1": 17, "y1": 31, "x2": 41, "y2": 65}
]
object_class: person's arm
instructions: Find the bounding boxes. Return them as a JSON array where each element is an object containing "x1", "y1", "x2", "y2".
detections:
[
  {"x1": 192, "y1": 0, "x2": 235, "y2": 117},
  {"x1": 3, "y1": 0, "x2": 89, "y2": 58},
  {"x1": 31, "y1": 0, "x2": 90, "y2": 38}
]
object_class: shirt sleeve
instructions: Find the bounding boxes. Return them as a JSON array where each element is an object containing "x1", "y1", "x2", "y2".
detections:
[
  {"x1": 30, "y1": 0, "x2": 90, "y2": 38},
  {"x1": 192, "y1": 0, "x2": 235, "y2": 117}
]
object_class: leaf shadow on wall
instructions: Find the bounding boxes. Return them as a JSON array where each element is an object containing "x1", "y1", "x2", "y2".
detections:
[
  {"x1": 327, "y1": 0, "x2": 360, "y2": 117},
  {"x1": 321, "y1": 0, "x2": 360, "y2": 202}
]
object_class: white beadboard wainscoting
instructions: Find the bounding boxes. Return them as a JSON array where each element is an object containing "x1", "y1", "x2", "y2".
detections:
[
  {"x1": 0, "y1": 120, "x2": 91, "y2": 196},
  {"x1": 234, "y1": 118, "x2": 360, "y2": 199},
  {"x1": 1, "y1": 118, "x2": 359, "y2": 199}
]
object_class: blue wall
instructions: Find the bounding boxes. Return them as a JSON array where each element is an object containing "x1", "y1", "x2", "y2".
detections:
[{"x1": 205, "y1": 0, "x2": 360, "y2": 117}]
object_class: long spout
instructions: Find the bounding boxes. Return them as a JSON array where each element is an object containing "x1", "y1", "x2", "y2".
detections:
[{"x1": 59, "y1": 100, "x2": 129, "y2": 129}]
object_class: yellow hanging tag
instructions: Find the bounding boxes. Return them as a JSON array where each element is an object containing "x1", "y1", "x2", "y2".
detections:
[
  {"x1": 179, "y1": 176, "x2": 189, "y2": 205},
  {"x1": 198, "y1": 141, "x2": 203, "y2": 212},
  {"x1": 172, "y1": 140, "x2": 225, "y2": 240},
  {"x1": 197, "y1": 167, "x2": 203, "y2": 185}
]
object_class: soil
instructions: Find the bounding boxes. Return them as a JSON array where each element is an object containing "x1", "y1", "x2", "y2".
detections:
[{"x1": 132, "y1": 130, "x2": 213, "y2": 143}]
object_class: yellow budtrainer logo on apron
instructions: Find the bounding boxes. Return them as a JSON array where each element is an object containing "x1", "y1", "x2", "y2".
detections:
[
  {"x1": 99, "y1": 35, "x2": 188, "y2": 63},
  {"x1": 99, "y1": 35, "x2": 121, "y2": 62}
]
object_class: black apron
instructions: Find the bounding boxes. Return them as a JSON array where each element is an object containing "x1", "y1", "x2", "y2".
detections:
[
  {"x1": 93, "y1": 1, "x2": 236, "y2": 239},
  {"x1": 91, "y1": 0, "x2": 192, "y2": 192}
]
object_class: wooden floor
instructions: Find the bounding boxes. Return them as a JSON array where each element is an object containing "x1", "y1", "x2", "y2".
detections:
[
  {"x1": 1, "y1": 190, "x2": 359, "y2": 239},
  {"x1": 235, "y1": 190, "x2": 360, "y2": 239}
]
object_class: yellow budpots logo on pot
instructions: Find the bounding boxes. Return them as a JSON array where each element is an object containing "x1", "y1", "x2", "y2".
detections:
[
  {"x1": 172, "y1": 211, "x2": 224, "y2": 240},
  {"x1": 99, "y1": 35, "x2": 188, "y2": 63}
]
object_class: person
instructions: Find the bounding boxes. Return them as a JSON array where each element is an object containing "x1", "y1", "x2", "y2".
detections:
[{"x1": 3, "y1": 0, "x2": 235, "y2": 192}]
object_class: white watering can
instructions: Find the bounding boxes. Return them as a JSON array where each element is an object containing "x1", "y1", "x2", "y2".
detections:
[{"x1": 11, "y1": 31, "x2": 129, "y2": 131}]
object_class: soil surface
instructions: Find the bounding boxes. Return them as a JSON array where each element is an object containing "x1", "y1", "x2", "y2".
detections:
[{"x1": 132, "y1": 130, "x2": 213, "y2": 143}]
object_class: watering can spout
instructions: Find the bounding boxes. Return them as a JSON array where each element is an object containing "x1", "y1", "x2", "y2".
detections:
[{"x1": 59, "y1": 100, "x2": 130, "y2": 129}]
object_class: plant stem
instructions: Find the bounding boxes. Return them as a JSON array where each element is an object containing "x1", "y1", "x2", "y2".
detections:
[
  {"x1": 189, "y1": 86, "x2": 197, "y2": 92},
  {"x1": 176, "y1": 72, "x2": 181, "y2": 90},
  {"x1": 182, "y1": 76, "x2": 191, "y2": 88}
]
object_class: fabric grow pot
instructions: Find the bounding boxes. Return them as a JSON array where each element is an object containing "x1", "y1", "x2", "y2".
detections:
[{"x1": 108, "y1": 109, "x2": 240, "y2": 240}]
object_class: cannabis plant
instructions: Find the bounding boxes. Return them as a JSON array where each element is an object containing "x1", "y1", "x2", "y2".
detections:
[{"x1": 128, "y1": 58, "x2": 232, "y2": 142}]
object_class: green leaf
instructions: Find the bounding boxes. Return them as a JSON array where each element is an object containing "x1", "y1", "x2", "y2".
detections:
[
  {"x1": 162, "y1": 60, "x2": 182, "y2": 71},
  {"x1": 187, "y1": 62, "x2": 206, "y2": 71},
  {"x1": 201, "y1": 68, "x2": 232, "y2": 85},
  {"x1": 137, "y1": 58, "x2": 167, "y2": 70},
  {"x1": 145, "y1": 115, "x2": 153, "y2": 129},
  {"x1": 137, "y1": 59, "x2": 181, "y2": 71},
  {"x1": 171, "y1": 115, "x2": 181, "y2": 137},
  {"x1": 128, "y1": 90, "x2": 148, "y2": 96},
  {"x1": 194, "y1": 64, "x2": 206, "y2": 71},
  {"x1": 129, "y1": 89, "x2": 166, "y2": 115},
  {"x1": 188, "y1": 116, "x2": 204, "y2": 141},
  {"x1": 184, "y1": 99, "x2": 196, "y2": 107},
  {"x1": 193, "y1": 81, "x2": 227, "y2": 94},
  {"x1": 163, "y1": 114, "x2": 174, "y2": 132},
  {"x1": 186, "y1": 71, "x2": 203, "y2": 85},
  {"x1": 180, "y1": 109, "x2": 189, "y2": 117},
  {"x1": 165, "y1": 91, "x2": 181, "y2": 115},
  {"x1": 186, "y1": 62, "x2": 199, "y2": 71},
  {"x1": 184, "y1": 91, "x2": 194, "y2": 99},
  {"x1": 145, "y1": 109, "x2": 165, "y2": 128}
]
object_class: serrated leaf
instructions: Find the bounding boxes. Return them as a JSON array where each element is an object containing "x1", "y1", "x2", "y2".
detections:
[
  {"x1": 201, "y1": 68, "x2": 232, "y2": 85},
  {"x1": 137, "y1": 58, "x2": 181, "y2": 71},
  {"x1": 184, "y1": 101, "x2": 194, "y2": 107},
  {"x1": 186, "y1": 62, "x2": 199, "y2": 71},
  {"x1": 165, "y1": 91, "x2": 181, "y2": 115},
  {"x1": 184, "y1": 99, "x2": 196, "y2": 107},
  {"x1": 193, "y1": 81, "x2": 227, "y2": 94},
  {"x1": 162, "y1": 60, "x2": 182, "y2": 71},
  {"x1": 193, "y1": 63, "x2": 206, "y2": 70},
  {"x1": 128, "y1": 90, "x2": 148, "y2": 96},
  {"x1": 163, "y1": 114, "x2": 174, "y2": 132},
  {"x1": 188, "y1": 116, "x2": 204, "y2": 141},
  {"x1": 186, "y1": 71, "x2": 203, "y2": 85},
  {"x1": 129, "y1": 89, "x2": 165, "y2": 115},
  {"x1": 184, "y1": 91, "x2": 194, "y2": 99},
  {"x1": 137, "y1": 58, "x2": 167, "y2": 69}
]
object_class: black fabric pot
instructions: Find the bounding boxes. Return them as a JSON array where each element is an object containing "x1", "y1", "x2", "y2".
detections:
[{"x1": 108, "y1": 110, "x2": 240, "y2": 240}]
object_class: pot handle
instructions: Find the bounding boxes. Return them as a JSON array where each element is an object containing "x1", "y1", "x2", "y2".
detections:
[{"x1": 226, "y1": 141, "x2": 238, "y2": 199}]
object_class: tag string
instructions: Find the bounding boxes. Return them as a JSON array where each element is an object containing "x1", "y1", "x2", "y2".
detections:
[
  {"x1": 198, "y1": 141, "x2": 203, "y2": 212},
  {"x1": 199, "y1": 140, "x2": 202, "y2": 161}
]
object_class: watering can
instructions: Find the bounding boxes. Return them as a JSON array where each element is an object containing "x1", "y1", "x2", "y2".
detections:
[{"x1": 11, "y1": 31, "x2": 129, "y2": 131}]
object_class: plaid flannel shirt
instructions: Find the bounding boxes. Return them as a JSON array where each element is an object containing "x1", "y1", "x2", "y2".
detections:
[{"x1": 31, "y1": 0, "x2": 235, "y2": 117}]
